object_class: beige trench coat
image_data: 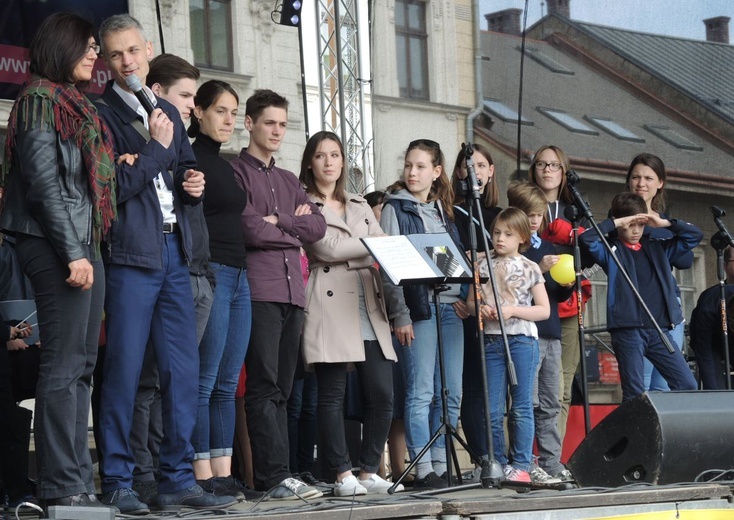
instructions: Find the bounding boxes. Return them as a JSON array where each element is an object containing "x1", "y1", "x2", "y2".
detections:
[{"x1": 302, "y1": 193, "x2": 397, "y2": 365}]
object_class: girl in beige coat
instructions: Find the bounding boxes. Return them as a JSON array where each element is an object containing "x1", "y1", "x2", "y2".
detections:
[{"x1": 299, "y1": 131, "x2": 410, "y2": 496}]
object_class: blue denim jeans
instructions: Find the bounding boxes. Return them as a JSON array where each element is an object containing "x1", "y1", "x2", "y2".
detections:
[
  {"x1": 611, "y1": 327, "x2": 697, "y2": 402},
  {"x1": 485, "y1": 334, "x2": 539, "y2": 471},
  {"x1": 643, "y1": 318, "x2": 684, "y2": 391},
  {"x1": 193, "y1": 263, "x2": 252, "y2": 459},
  {"x1": 401, "y1": 303, "x2": 463, "y2": 468}
]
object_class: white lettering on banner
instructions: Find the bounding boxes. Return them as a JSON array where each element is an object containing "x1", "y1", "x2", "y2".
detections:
[{"x1": 0, "y1": 56, "x2": 29, "y2": 74}]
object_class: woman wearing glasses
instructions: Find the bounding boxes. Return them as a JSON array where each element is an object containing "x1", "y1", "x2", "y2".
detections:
[
  {"x1": 380, "y1": 139, "x2": 464, "y2": 489},
  {"x1": 528, "y1": 145, "x2": 582, "y2": 482},
  {"x1": 528, "y1": 145, "x2": 576, "y2": 225},
  {"x1": 0, "y1": 13, "x2": 116, "y2": 509}
]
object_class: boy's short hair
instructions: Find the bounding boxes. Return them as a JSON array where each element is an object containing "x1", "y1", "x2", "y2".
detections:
[
  {"x1": 245, "y1": 89, "x2": 289, "y2": 122},
  {"x1": 611, "y1": 192, "x2": 647, "y2": 219},
  {"x1": 491, "y1": 207, "x2": 532, "y2": 253},
  {"x1": 507, "y1": 180, "x2": 547, "y2": 231},
  {"x1": 147, "y1": 53, "x2": 200, "y2": 89}
]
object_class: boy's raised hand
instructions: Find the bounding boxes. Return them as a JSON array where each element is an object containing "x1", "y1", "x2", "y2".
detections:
[
  {"x1": 614, "y1": 213, "x2": 648, "y2": 228},
  {"x1": 644, "y1": 213, "x2": 671, "y2": 228}
]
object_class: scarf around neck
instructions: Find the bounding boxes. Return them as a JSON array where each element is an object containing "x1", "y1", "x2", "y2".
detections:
[{"x1": 1, "y1": 76, "x2": 117, "y2": 257}]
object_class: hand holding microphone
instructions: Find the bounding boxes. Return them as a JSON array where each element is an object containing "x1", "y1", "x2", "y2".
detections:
[{"x1": 125, "y1": 74, "x2": 173, "y2": 148}]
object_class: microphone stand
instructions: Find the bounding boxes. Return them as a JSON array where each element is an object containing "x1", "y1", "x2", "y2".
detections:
[
  {"x1": 565, "y1": 170, "x2": 676, "y2": 355},
  {"x1": 462, "y1": 143, "x2": 508, "y2": 488},
  {"x1": 563, "y1": 203, "x2": 591, "y2": 435},
  {"x1": 711, "y1": 205, "x2": 734, "y2": 389}
]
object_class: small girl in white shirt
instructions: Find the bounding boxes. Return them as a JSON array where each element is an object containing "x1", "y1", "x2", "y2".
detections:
[{"x1": 468, "y1": 207, "x2": 550, "y2": 482}]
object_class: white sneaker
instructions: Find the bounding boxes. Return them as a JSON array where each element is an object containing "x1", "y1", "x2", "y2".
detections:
[
  {"x1": 334, "y1": 475, "x2": 367, "y2": 497},
  {"x1": 555, "y1": 468, "x2": 574, "y2": 482},
  {"x1": 529, "y1": 465, "x2": 562, "y2": 484},
  {"x1": 358, "y1": 474, "x2": 404, "y2": 494}
]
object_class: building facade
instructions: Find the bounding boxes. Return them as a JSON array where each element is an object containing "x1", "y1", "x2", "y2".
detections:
[{"x1": 371, "y1": 0, "x2": 477, "y2": 190}]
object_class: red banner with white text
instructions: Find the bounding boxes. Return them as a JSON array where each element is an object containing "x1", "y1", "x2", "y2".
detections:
[{"x1": 0, "y1": 0, "x2": 127, "y2": 100}]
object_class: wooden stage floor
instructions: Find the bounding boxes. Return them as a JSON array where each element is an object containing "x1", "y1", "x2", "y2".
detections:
[{"x1": 49, "y1": 481, "x2": 733, "y2": 520}]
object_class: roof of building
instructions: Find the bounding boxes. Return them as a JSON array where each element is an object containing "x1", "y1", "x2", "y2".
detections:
[
  {"x1": 479, "y1": 29, "x2": 732, "y2": 183},
  {"x1": 574, "y1": 21, "x2": 734, "y2": 126}
]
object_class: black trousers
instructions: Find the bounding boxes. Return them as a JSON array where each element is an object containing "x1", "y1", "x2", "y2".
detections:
[
  {"x1": 314, "y1": 340, "x2": 393, "y2": 475},
  {"x1": 0, "y1": 346, "x2": 33, "y2": 501},
  {"x1": 16, "y1": 234, "x2": 104, "y2": 499},
  {"x1": 245, "y1": 302, "x2": 303, "y2": 490}
]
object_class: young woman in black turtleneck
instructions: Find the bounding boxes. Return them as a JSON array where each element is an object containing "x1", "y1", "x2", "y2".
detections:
[
  {"x1": 449, "y1": 143, "x2": 501, "y2": 478},
  {"x1": 188, "y1": 80, "x2": 252, "y2": 498}
]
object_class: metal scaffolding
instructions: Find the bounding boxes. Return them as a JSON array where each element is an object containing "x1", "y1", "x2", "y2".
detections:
[{"x1": 314, "y1": 0, "x2": 372, "y2": 194}]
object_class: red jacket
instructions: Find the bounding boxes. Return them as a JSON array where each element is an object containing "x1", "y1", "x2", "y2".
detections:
[{"x1": 541, "y1": 219, "x2": 592, "y2": 318}]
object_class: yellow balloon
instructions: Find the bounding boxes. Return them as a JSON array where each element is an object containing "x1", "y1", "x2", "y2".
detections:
[{"x1": 550, "y1": 254, "x2": 575, "y2": 285}]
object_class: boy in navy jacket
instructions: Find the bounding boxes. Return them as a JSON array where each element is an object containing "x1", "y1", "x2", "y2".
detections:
[{"x1": 579, "y1": 193, "x2": 700, "y2": 401}]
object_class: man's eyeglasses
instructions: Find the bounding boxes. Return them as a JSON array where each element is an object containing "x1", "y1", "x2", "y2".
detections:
[
  {"x1": 535, "y1": 161, "x2": 562, "y2": 172},
  {"x1": 87, "y1": 43, "x2": 101, "y2": 55},
  {"x1": 409, "y1": 139, "x2": 440, "y2": 151}
]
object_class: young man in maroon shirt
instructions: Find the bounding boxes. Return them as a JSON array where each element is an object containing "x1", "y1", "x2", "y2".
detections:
[{"x1": 231, "y1": 89, "x2": 326, "y2": 499}]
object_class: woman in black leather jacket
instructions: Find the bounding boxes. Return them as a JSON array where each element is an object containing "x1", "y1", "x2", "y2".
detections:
[{"x1": 0, "y1": 13, "x2": 116, "y2": 510}]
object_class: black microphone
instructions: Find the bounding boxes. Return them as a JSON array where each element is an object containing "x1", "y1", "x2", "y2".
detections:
[
  {"x1": 462, "y1": 142, "x2": 481, "y2": 198},
  {"x1": 125, "y1": 74, "x2": 156, "y2": 115},
  {"x1": 565, "y1": 169, "x2": 580, "y2": 186},
  {"x1": 711, "y1": 206, "x2": 734, "y2": 248}
]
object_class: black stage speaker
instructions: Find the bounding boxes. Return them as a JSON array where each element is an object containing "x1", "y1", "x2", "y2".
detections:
[{"x1": 567, "y1": 391, "x2": 734, "y2": 487}]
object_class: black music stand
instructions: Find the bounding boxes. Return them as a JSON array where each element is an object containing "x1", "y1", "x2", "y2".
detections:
[{"x1": 362, "y1": 232, "x2": 485, "y2": 492}]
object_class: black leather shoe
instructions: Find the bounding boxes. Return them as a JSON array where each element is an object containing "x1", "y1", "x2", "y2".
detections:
[
  {"x1": 198, "y1": 475, "x2": 267, "y2": 502},
  {"x1": 155, "y1": 484, "x2": 237, "y2": 511},
  {"x1": 132, "y1": 480, "x2": 159, "y2": 506},
  {"x1": 7, "y1": 494, "x2": 40, "y2": 510},
  {"x1": 413, "y1": 472, "x2": 448, "y2": 490},
  {"x1": 298, "y1": 472, "x2": 325, "y2": 487},
  {"x1": 100, "y1": 488, "x2": 150, "y2": 515}
]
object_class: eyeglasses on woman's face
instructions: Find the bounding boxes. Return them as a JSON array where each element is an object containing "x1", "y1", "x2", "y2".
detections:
[{"x1": 535, "y1": 161, "x2": 562, "y2": 172}]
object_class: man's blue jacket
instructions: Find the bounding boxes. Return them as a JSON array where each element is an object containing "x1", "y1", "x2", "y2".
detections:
[{"x1": 94, "y1": 81, "x2": 201, "y2": 269}]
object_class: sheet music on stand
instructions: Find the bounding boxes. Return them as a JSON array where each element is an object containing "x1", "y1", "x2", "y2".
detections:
[{"x1": 361, "y1": 233, "x2": 481, "y2": 285}]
